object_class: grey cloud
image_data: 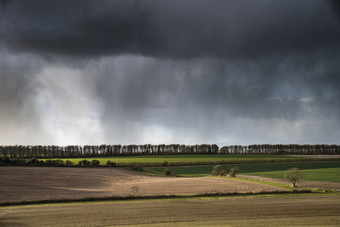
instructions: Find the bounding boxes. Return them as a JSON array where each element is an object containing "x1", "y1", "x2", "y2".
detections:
[
  {"x1": 0, "y1": 0, "x2": 10, "y2": 9},
  {"x1": 1, "y1": 51, "x2": 339, "y2": 145},
  {"x1": 2, "y1": 0, "x2": 340, "y2": 59},
  {"x1": 0, "y1": 51, "x2": 104, "y2": 145},
  {"x1": 330, "y1": 0, "x2": 340, "y2": 17},
  {"x1": 82, "y1": 52, "x2": 340, "y2": 144},
  {"x1": 0, "y1": 52, "x2": 44, "y2": 144},
  {"x1": 1, "y1": 0, "x2": 340, "y2": 146}
]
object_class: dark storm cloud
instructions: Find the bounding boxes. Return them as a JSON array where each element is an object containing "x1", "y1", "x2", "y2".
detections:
[
  {"x1": 1, "y1": 0, "x2": 340, "y2": 145},
  {"x1": 0, "y1": 0, "x2": 10, "y2": 9},
  {"x1": 330, "y1": 0, "x2": 340, "y2": 16},
  {"x1": 93, "y1": 52, "x2": 340, "y2": 122},
  {"x1": 2, "y1": 0, "x2": 340, "y2": 59},
  {"x1": 87, "y1": 53, "x2": 340, "y2": 144},
  {"x1": 0, "y1": 51, "x2": 45, "y2": 144}
]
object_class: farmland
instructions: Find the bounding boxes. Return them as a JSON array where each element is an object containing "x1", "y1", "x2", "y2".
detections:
[
  {"x1": 1, "y1": 160, "x2": 340, "y2": 206},
  {"x1": 151, "y1": 161, "x2": 340, "y2": 182},
  {"x1": 1, "y1": 195, "x2": 340, "y2": 226},
  {"x1": 37, "y1": 154, "x2": 312, "y2": 166},
  {"x1": 0, "y1": 166, "x2": 286, "y2": 205},
  {"x1": 1, "y1": 157, "x2": 340, "y2": 226}
]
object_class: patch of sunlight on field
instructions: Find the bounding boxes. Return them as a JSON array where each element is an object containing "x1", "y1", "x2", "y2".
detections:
[
  {"x1": 245, "y1": 168, "x2": 340, "y2": 182},
  {"x1": 40, "y1": 154, "x2": 306, "y2": 165}
]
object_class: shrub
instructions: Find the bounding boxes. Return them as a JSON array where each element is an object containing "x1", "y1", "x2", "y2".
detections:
[
  {"x1": 219, "y1": 170, "x2": 226, "y2": 176},
  {"x1": 210, "y1": 165, "x2": 226, "y2": 176},
  {"x1": 170, "y1": 171, "x2": 178, "y2": 177},
  {"x1": 78, "y1": 159, "x2": 91, "y2": 166},
  {"x1": 162, "y1": 161, "x2": 168, "y2": 166},
  {"x1": 65, "y1": 160, "x2": 74, "y2": 166},
  {"x1": 164, "y1": 168, "x2": 172, "y2": 176},
  {"x1": 284, "y1": 168, "x2": 302, "y2": 187},
  {"x1": 1, "y1": 157, "x2": 10, "y2": 163},
  {"x1": 28, "y1": 158, "x2": 40, "y2": 165},
  {"x1": 229, "y1": 167, "x2": 239, "y2": 177},
  {"x1": 106, "y1": 160, "x2": 116, "y2": 166},
  {"x1": 45, "y1": 159, "x2": 64, "y2": 166},
  {"x1": 91, "y1": 159, "x2": 100, "y2": 166},
  {"x1": 11, "y1": 159, "x2": 27, "y2": 166},
  {"x1": 55, "y1": 159, "x2": 65, "y2": 166},
  {"x1": 131, "y1": 165, "x2": 144, "y2": 171}
]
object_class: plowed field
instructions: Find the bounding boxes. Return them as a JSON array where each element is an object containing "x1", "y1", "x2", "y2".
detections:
[
  {"x1": 0, "y1": 167, "x2": 285, "y2": 204},
  {"x1": 1, "y1": 195, "x2": 340, "y2": 226}
]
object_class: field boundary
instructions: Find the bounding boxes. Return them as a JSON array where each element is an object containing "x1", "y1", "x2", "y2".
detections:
[
  {"x1": 0, "y1": 190, "x2": 321, "y2": 207},
  {"x1": 2, "y1": 157, "x2": 340, "y2": 167}
]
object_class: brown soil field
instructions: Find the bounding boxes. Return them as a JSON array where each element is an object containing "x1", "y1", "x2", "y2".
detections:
[
  {"x1": 1, "y1": 195, "x2": 340, "y2": 226},
  {"x1": 0, "y1": 167, "x2": 285, "y2": 204}
]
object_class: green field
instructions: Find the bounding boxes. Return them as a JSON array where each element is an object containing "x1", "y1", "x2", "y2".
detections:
[
  {"x1": 40, "y1": 154, "x2": 309, "y2": 165},
  {"x1": 249, "y1": 168, "x2": 340, "y2": 182},
  {"x1": 151, "y1": 161, "x2": 340, "y2": 182}
]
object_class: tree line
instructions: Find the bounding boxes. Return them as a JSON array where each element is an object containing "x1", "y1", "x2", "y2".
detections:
[
  {"x1": 0, "y1": 144, "x2": 219, "y2": 158},
  {"x1": 220, "y1": 144, "x2": 340, "y2": 154},
  {"x1": 0, "y1": 144, "x2": 339, "y2": 158}
]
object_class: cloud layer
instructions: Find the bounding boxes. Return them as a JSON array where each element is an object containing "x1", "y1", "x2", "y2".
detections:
[{"x1": 0, "y1": 0, "x2": 339, "y2": 145}]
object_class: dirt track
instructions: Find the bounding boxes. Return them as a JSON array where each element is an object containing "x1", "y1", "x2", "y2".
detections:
[
  {"x1": 0, "y1": 167, "x2": 284, "y2": 204},
  {"x1": 1, "y1": 195, "x2": 340, "y2": 226}
]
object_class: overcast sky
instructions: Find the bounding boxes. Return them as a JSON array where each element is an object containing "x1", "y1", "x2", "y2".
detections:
[{"x1": 0, "y1": 0, "x2": 339, "y2": 146}]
